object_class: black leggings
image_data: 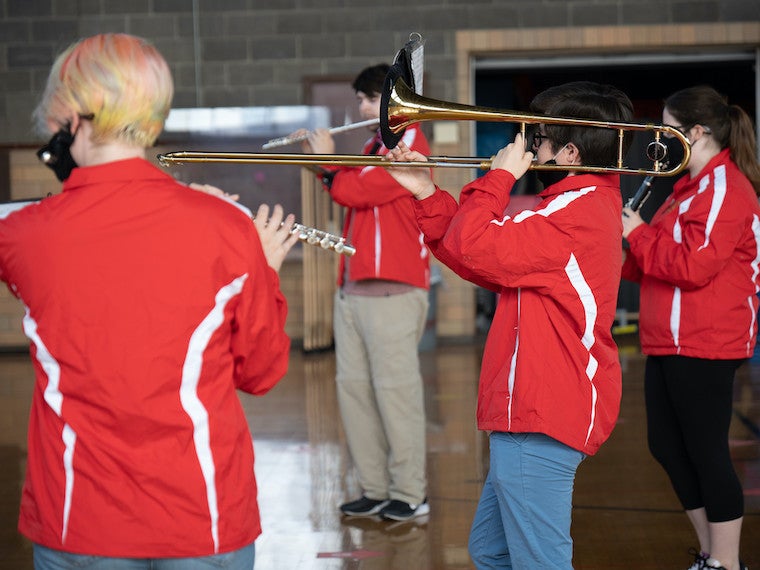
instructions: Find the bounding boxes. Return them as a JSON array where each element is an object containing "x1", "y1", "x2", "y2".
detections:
[{"x1": 645, "y1": 355, "x2": 744, "y2": 522}]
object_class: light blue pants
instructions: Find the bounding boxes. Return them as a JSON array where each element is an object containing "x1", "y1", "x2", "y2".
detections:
[
  {"x1": 33, "y1": 543, "x2": 255, "y2": 570},
  {"x1": 468, "y1": 432, "x2": 585, "y2": 569}
]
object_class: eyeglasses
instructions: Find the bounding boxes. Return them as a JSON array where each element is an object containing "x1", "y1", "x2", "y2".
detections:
[
  {"x1": 663, "y1": 123, "x2": 712, "y2": 139},
  {"x1": 663, "y1": 124, "x2": 692, "y2": 139},
  {"x1": 532, "y1": 131, "x2": 550, "y2": 149}
]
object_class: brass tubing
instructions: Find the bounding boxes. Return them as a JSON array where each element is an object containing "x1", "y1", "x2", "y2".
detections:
[
  {"x1": 157, "y1": 150, "x2": 685, "y2": 177},
  {"x1": 158, "y1": 75, "x2": 692, "y2": 178}
]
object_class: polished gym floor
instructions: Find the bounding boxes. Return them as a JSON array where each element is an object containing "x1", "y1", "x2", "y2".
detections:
[{"x1": 1, "y1": 334, "x2": 758, "y2": 569}]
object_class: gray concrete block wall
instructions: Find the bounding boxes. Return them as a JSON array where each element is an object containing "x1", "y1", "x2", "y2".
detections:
[{"x1": 0, "y1": 0, "x2": 759, "y2": 145}]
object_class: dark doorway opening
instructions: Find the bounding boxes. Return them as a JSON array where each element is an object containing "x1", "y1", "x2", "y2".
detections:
[{"x1": 473, "y1": 55, "x2": 757, "y2": 332}]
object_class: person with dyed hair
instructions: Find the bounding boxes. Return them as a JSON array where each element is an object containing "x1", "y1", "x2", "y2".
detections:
[
  {"x1": 622, "y1": 85, "x2": 760, "y2": 570},
  {"x1": 0, "y1": 33, "x2": 298, "y2": 569}
]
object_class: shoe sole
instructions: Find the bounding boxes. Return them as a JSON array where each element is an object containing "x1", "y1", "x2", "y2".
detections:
[
  {"x1": 384, "y1": 515, "x2": 429, "y2": 532},
  {"x1": 381, "y1": 503, "x2": 430, "y2": 521}
]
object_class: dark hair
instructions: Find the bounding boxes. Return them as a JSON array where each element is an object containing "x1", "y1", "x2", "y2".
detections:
[
  {"x1": 352, "y1": 63, "x2": 390, "y2": 97},
  {"x1": 529, "y1": 81, "x2": 604, "y2": 115},
  {"x1": 531, "y1": 81, "x2": 634, "y2": 168},
  {"x1": 665, "y1": 85, "x2": 760, "y2": 195}
]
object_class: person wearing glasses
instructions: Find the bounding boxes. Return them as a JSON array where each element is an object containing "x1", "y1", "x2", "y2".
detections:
[
  {"x1": 622, "y1": 85, "x2": 760, "y2": 570},
  {"x1": 0, "y1": 33, "x2": 299, "y2": 570},
  {"x1": 384, "y1": 81, "x2": 632, "y2": 569}
]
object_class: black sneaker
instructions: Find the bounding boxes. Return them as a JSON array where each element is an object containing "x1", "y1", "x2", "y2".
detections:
[
  {"x1": 340, "y1": 496, "x2": 390, "y2": 516},
  {"x1": 687, "y1": 548, "x2": 709, "y2": 570},
  {"x1": 379, "y1": 497, "x2": 430, "y2": 521}
]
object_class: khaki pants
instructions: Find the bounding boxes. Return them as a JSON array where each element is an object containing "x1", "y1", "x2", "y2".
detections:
[{"x1": 334, "y1": 288, "x2": 428, "y2": 505}]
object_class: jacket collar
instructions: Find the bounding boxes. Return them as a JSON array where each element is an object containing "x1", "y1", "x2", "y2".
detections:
[
  {"x1": 673, "y1": 147, "x2": 731, "y2": 195},
  {"x1": 62, "y1": 157, "x2": 173, "y2": 192},
  {"x1": 538, "y1": 172, "x2": 620, "y2": 198}
]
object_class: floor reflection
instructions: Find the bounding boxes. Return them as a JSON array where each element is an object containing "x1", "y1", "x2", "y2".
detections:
[{"x1": 0, "y1": 337, "x2": 758, "y2": 569}]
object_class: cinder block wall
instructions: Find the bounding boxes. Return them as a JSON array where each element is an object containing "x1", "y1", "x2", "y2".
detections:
[
  {"x1": 1, "y1": 0, "x2": 756, "y2": 145},
  {"x1": 0, "y1": 0, "x2": 757, "y2": 347}
]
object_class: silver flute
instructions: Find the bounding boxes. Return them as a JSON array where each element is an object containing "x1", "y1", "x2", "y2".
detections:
[
  {"x1": 290, "y1": 222, "x2": 356, "y2": 256},
  {"x1": 0, "y1": 200, "x2": 355, "y2": 256},
  {"x1": 262, "y1": 118, "x2": 380, "y2": 150}
]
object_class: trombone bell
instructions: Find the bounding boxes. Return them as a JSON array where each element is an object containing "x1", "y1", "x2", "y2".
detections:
[{"x1": 381, "y1": 75, "x2": 690, "y2": 177}]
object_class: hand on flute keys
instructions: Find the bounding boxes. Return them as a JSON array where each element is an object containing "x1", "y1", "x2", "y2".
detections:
[
  {"x1": 294, "y1": 128, "x2": 335, "y2": 155},
  {"x1": 384, "y1": 142, "x2": 436, "y2": 200},
  {"x1": 252, "y1": 204, "x2": 300, "y2": 273}
]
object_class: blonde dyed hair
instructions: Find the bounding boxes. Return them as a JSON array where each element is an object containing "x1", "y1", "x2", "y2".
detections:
[{"x1": 33, "y1": 33, "x2": 173, "y2": 147}]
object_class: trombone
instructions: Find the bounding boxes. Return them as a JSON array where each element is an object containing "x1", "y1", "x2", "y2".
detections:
[{"x1": 158, "y1": 77, "x2": 691, "y2": 177}]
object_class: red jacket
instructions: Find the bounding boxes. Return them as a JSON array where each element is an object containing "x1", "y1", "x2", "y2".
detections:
[
  {"x1": 0, "y1": 158, "x2": 290, "y2": 557},
  {"x1": 323, "y1": 125, "x2": 430, "y2": 289},
  {"x1": 622, "y1": 148, "x2": 760, "y2": 359},
  {"x1": 415, "y1": 170, "x2": 622, "y2": 455}
]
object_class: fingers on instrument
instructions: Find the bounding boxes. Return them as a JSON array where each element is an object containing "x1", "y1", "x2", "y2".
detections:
[
  {"x1": 261, "y1": 118, "x2": 380, "y2": 150},
  {"x1": 289, "y1": 222, "x2": 355, "y2": 256},
  {"x1": 3, "y1": 198, "x2": 355, "y2": 257}
]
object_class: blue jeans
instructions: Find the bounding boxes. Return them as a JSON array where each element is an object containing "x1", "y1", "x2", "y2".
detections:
[
  {"x1": 33, "y1": 543, "x2": 255, "y2": 570},
  {"x1": 468, "y1": 432, "x2": 585, "y2": 570}
]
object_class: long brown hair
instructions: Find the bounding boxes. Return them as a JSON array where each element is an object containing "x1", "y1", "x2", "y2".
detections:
[{"x1": 665, "y1": 85, "x2": 760, "y2": 195}]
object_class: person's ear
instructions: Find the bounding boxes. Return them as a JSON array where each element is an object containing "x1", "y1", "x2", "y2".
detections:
[
  {"x1": 565, "y1": 142, "x2": 580, "y2": 165},
  {"x1": 691, "y1": 124, "x2": 712, "y2": 142},
  {"x1": 69, "y1": 114, "x2": 82, "y2": 135}
]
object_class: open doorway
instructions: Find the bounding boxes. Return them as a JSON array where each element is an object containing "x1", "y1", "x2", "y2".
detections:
[{"x1": 472, "y1": 52, "x2": 757, "y2": 332}]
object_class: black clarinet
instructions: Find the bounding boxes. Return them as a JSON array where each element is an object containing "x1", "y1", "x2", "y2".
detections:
[{"x1": 625, "y1": 175, "x2": 654, "y2": 212}]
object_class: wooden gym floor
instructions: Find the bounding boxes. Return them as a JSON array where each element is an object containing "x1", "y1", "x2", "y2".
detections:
[{"x1": 0, "y1": 334, "x2": 758, "y2": 569}]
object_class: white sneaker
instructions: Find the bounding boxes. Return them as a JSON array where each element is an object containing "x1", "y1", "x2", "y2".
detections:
[{"x1": 380, "y1": 497, "x2": 430, "y2": 521}]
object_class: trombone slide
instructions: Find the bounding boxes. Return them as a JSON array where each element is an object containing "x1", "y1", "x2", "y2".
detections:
[
  {"x1": 159, "y1": 151, "x2": 487, "y2": 170},
  {"x1": 157, "y1": 150, "x2": 673, "y2": 177}
]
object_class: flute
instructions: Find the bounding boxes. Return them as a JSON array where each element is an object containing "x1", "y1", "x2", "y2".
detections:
[
  {"x1": 0, "y1": 200, "x2": 355, "y2": 256},
  {"x1": 262, "y1": 118, "x2": 380, "y2": 150},
  {"x1": 289, "y1": 222, "x2": 355, "y2": 256}
]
